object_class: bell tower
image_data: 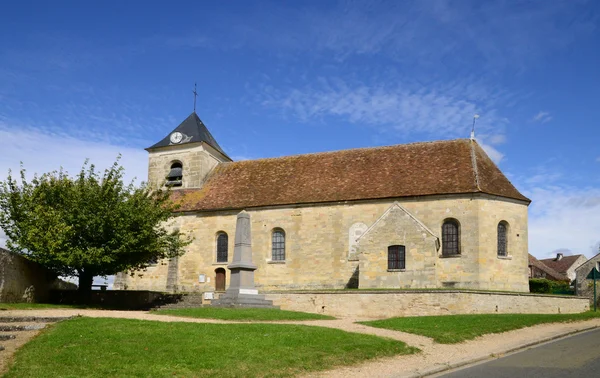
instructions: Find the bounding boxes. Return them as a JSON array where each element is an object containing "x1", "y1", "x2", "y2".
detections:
[{"x1": 146, "y1": 112, "x2": 231, "y2": 189}]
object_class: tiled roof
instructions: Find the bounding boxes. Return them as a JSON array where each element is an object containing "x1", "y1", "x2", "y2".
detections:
[
  {"x1": 171, "y1": 139, "x2": 530, "y2": 212},
  {"x1": 539, "y1": 254, "x2": 586, "y2": 274},
  {"x1": 528, "y1": 254, "x2": 569, "y2": 281}
]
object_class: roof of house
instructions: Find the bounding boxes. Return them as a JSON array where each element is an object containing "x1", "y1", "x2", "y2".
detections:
[
  {"x1": 528, "y1": 254, "x2": 569, "y2": 281},
  {"x1": 539, "y1": 254, "x2": 586, "y2": 274},
  {"x1": 170, "y1": 138, "x2": 529, "y2": 212},
  {"x1": 147, "y1": 112, "x2": 229, "y2": 158}
]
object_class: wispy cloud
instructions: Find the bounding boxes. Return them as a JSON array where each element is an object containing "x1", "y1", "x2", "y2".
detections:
[
  {"x1": 532, "y1": 111, "x2": 552, "y2": 124},
  {"x1": 257, "y1": 77, "x2": 509, "y2": 140},
  {"x1": 220, "y1": 1, "x2": 598, "y2": 70},
  {"x1": 525, "y1": 184, "x2": 600, "y2": 258}
]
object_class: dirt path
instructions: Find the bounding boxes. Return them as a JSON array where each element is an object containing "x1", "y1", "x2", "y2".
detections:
[{"x1": 1, "y1": 308, "x2": 599, "y2": 377}]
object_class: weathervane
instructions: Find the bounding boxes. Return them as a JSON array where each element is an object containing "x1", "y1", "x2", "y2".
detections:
[
  {"x1": 192, "y1": 83, "x2": 198, "y2": 113},
  {"x1": 470, "y1": 114, "x2": 480, "y2": 140}
]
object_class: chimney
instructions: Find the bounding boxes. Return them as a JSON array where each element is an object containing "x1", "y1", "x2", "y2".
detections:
[{"x1": 555, "y1": 253, "x2": 563, "y2": 261}]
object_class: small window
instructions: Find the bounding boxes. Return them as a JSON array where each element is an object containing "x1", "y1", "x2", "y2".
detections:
[
  {"x1": 497, "y1": 222, "x2": 508, "y2": 257},
  {"x1": 216, "y1": 232, "x2": 228, "y2": 263},
  {"x1": 272, "y1": 229, "x2": 285, "y2": 261},
  {"x1": 388, "y1": 245, "x2": 406, "y2": 270},
  {"x1": 442, "y1": 219, "x2": 460, "y2": 256},
  {"x1": 166, "y1": 162, "x2": 183, "y2": 187}
]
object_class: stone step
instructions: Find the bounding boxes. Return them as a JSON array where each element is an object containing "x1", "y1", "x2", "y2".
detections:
[
  {"x1": 0, "y1": 324, "x2": 45, "y2": 332},
  {"x1": 0, "y1": 316, "x2": 71, "y2": 323},
  {"x1": 0, "y1": 335, "x2": 16, "y2": 341}
]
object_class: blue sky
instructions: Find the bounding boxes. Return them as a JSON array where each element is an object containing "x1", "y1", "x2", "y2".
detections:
[{"x1": 1, "y1": 0, "x2": 600, "y2": 268}]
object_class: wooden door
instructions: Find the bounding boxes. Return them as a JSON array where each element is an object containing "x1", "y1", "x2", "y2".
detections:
[{"x1": 215, "y1": 268, "x2": 226, "y2": 291}]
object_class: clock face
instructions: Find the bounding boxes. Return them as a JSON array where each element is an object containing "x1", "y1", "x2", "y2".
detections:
[{"x1": 170, "y1": 132, "x2": 183, "y2": 144}]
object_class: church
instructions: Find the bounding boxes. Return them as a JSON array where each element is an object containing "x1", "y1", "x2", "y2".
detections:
[{"x1": 114, "y1": 112, "x2": 531, "y2": 293}]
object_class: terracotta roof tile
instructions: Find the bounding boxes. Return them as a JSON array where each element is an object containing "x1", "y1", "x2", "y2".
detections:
[
  {"x1": 528, "y1": 254, "x2": 569, "y2": 281},
  {"x1": 539, "y1": 254, "x2": 585, "y2": 274},
  {"x1": 171, "y1": 139, "x2": 530, "y2": 212}
]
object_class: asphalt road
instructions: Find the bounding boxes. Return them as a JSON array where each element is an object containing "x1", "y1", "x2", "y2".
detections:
[{"x1": 436, "y1": 328, "x2": 600, "y2": 378}]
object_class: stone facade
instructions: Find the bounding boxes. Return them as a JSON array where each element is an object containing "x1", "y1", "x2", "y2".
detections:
[
  {"x1": 264, "y1": 290, "x2": 589, "y2": 318},
  {"x1": 575, "y1": 253, "x2": 600, "y2": 298},
  {"x1": 0, "y1": 248, "x2": 69, "y2": 303},
  {"x1": 117, "y1": 193, "x2": 529, "y2": 293},
  {"x1": 115, "y1": 121, "x2": 531, "y2": 294}
]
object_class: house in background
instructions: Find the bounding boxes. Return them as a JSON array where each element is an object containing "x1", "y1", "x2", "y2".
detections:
[
  {"x1": 539, "y1": 253, "x2": 587, "y2": 282},
  {"x1": 575, "y1": 253, "x2": 600, "y2": 297},
  {"x1": 528, "y1": 254, "x2": 568, "y2": 282}
]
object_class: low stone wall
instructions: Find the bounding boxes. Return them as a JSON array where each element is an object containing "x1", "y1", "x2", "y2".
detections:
[
  {"x1": 50, "y1": 290, "x2": 180, "y2": 310},
  {"x1": 0, "y1": 248, "x2": 60, "y2": 303},
  {"x1": 264, "y1": 290, "x2": 590, "y2": 318}
]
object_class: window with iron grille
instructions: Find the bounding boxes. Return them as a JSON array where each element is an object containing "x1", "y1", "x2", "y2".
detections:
[
  {"x1": 272, "y1": 229, "x2": 285, "y2": 261},
  {"x1": 216, "y1": 232, "x2": 228, "y2": 262},
  {"x1": 442, "y1": 219, "x2": 460, "y2": 256},
  {"x1": 497, "y1": 222, "x2": 508, "y2": 257},
  {"x1": 388, "y1": 245, "x2": 406, "y2": 270}
]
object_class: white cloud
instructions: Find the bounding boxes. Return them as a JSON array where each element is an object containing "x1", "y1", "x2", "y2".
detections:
[
  {"x1": 476, "y1": 138, "x2": 504, "y2": 164},
  {"x1": 532, "y1": 111, "x2": 552, "y2": 124},
  {"x1": 258, "y1": 78, "x2": 507, "y2": 139},
  {"x1": 526, "y1": 185, "x2": 600, "y2": 259},
  {"x1": 0, "y1": 128, "x2": 147, "y2": 184}
]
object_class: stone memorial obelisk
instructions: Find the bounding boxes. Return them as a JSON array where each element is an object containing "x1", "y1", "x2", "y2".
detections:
[{"x1": 212, "y1": 210, "x2": 276, "y2": 308}]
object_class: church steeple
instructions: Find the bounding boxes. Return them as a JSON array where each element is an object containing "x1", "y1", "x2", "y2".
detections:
[
  {"x1": 146, "y1": 112, "x2": 229, "y2": 159},
  {"x1": 146, "y1": 112, "x2": 231, "y2": 190}
]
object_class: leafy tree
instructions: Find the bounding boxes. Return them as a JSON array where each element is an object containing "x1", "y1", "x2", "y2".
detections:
[{"x1": 0, "y1": 158, "x2": 191, "y2": 299}]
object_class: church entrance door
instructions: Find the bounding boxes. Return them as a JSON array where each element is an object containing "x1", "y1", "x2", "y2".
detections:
[{"x1": 215, "y1": 268, "x2": 226, "y2": 291}]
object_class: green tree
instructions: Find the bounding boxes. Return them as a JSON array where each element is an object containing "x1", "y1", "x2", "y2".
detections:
[{"x1": 0, "y1": 158, "x2": 191, "y2": 299}]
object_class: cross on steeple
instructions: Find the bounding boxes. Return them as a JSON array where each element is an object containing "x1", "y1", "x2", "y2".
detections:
[{"x1": 192, "y1": 83, "x2": 198, "y2": 113}]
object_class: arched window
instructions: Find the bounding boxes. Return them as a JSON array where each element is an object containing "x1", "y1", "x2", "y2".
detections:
[
  {"x1": 166, "y1": 162, "x2": 183, "y2": 187},
  {"x1": 497, "y1": 222, "x2": 508, "y2": 257},
  {"x1": 272, "y1": 228, "x2": 285, "y2": 261},
  {"x1": 216, "y1": 232, "x2": 228, "y2": 263},
  {"x1": 388, "y1": 245, "x2": 406, "y2": 270},
  {"x1": 442, "y1": 219, "x2": 460, "y2": 256}
]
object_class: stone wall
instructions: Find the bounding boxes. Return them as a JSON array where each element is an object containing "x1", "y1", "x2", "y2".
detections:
[
  {"x1": 265, "y1": 290, "x2": 589, "y2": 319},
  {"x1": 118, "y1": 193, "x2": 529, "y2": 293},
  {"x1": 0, "y1": 248, "x2": 58, "y2": 303}
]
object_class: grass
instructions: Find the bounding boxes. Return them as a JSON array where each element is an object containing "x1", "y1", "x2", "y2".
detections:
[
  {"x1": 152, "y1": 307, "x2": 335, "y2": 321},
  {"x1": 4, "y1": 317, "x2": 417, "y2": 378},
  {"x1": 360, "y1": 311, "x2": 600, "y2": 344}
]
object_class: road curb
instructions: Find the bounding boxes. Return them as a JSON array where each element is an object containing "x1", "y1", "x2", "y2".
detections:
[{"x1": 407, "y1": 324, "x2": 600, "y2": 378}]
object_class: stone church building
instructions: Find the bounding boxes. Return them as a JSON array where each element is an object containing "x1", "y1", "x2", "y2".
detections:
[{"x1": 115, "y1": 112, "x2": 531, "y2": 293}]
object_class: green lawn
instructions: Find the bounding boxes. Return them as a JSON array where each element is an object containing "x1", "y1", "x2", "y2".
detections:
[
  {"x1": 152, "y1": 307, "x2": 335, "y2": 321},
  {"x1": 360, "y1": 311, "x2": 600, "y2": 344},
  {"x1": 4, "y1": 317, "x2": 417, "y2": 378}
]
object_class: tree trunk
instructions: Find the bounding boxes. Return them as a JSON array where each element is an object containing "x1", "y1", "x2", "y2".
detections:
[{"x1": 77, "y1": 270, "x2": 94, "y2": 304}]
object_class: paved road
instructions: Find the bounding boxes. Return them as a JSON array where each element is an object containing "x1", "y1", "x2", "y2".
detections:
[{"x1": 437, "y1": 328, "x2": 600, "y2": 378}]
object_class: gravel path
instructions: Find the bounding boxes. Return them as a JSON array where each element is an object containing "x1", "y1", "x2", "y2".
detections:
[{"x1": 1, "y1": 308, "x2": 599, "y2": 378}]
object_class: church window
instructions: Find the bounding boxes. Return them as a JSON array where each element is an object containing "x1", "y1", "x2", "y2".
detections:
[
  {"x1": 216, "y1": 232, "x2": 228, "y2": 263},
  {"x1": 388, "y1": 245, "x2": 406, "y2": 270},
  {"x1": 442, "y1": 219, "x2": 460, "y2": 256},
  {"x1": 166, "y1": 162, "x2": 183, "y2": 187},
  {"x1": 272, "y1": 229, "x2": 285, "y2": 261},
  {"x1": 497, "y1": 222, "x2": 508, "y2": 257}
]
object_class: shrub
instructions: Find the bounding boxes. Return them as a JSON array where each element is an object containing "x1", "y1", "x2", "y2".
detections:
[{"x1": 529, "y1": 278, "x2": 553, "y2": 293}]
